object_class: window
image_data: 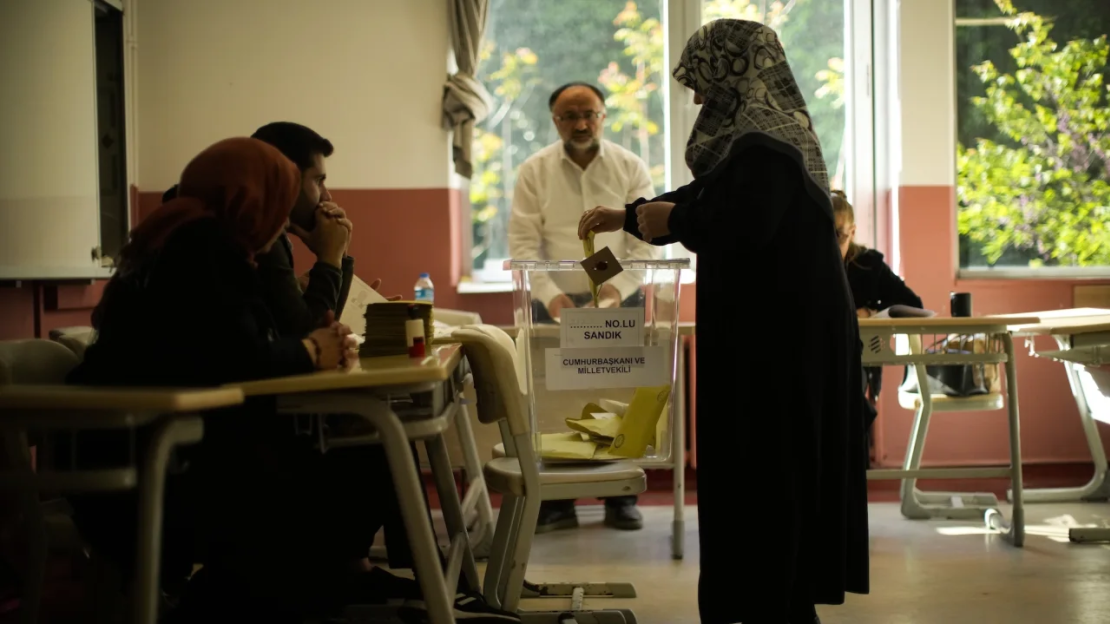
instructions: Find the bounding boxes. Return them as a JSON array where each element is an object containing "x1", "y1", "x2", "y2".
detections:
[
  {"x1": 470, "y1": 0, "x2": 668, "y2": 282},
  {"x1": 95, "y1": 0, "x2": 129, "y2": 264},
  {"x1": 468, "y1": 0, "x2": 872, "y2": 283},
  {"x1": 956, "y1": 0, "x2": 1110, "y2": 274}
]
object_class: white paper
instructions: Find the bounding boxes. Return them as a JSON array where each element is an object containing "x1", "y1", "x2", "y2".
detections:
[
  {"x1": 339, "y1": 275, "x2": 388, "y2": 337},
  {"x1": 872, "y1": 305, "x2": 936, "y2": 319},
  {"x1": 559, "y1": 308, "x2": 645, "y2": 349},
  {"x1": 545, "y1": 346, "x2": 668, "y2": 390}
]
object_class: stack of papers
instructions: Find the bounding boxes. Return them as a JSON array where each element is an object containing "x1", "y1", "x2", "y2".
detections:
[
  {"x1": 360, "y1": 301, "x2": 434, "y2": 357},
  {"x1": 340, "y1": 276, "x2": 388, "y2": 337},
  {"x1": 872, "y1": 305, "x2": 936, "y2": 319}
]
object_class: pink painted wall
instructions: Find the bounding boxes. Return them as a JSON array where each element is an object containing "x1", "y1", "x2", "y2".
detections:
[{"x1": 874, "y1": 185, "x2": 1110, "y2": 468}]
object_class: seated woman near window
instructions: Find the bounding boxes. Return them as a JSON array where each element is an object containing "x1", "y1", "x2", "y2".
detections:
[
  {"x1": 67, "y1": 137, "x2": 387, "y2": 621},
  {"x1": 833, "y1": 190, "x2": 923, "y2": 450},
  {"x1": 832, "y1": 190, "x2": 922, "y2": 317}
]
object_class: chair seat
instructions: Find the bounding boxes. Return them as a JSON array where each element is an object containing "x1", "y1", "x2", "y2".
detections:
[
  {"x1": 483, "y1": 457, "x2": 646, "y2": 497},
  {"x1": 898, "y1": 390, "x2": 1004, "y2": 412}
]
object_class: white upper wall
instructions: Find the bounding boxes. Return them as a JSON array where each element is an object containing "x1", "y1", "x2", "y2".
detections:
[
  {"x1": 137, "y1": 0, "x2": 451, "y2": 190},
  {"x1": 898, "y1": 0, "x2": 956, "y2": 186}
]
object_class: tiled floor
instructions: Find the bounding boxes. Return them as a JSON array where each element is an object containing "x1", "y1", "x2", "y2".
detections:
[{"x1": 479, "y1": 501, "x2": 1110, "y2": 624}]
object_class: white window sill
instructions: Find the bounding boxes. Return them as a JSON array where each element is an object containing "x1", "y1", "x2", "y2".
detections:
[
  {"x1": 958, "y1": 267, "x2": 1110, "y2": 280},
  {"x1": 457, "y1": 281, "x2": 514, "y2": 295},
  {"x1": 457, "y1": 270, "x2": 697, "y2": 295}
]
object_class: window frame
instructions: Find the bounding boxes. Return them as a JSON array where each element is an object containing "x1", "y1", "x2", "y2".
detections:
[
  {"x1": 459, "y1": 0, "x2": 879, "y2": 290},
  {"x1": 953, "y1": 11, "x2": 1110, "y2": 279}
]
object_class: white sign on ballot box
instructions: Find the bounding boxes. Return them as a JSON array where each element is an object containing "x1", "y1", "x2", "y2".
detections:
[
  {"x1": 544, "y1": 346, "x2": 667, "y2": 390},
  {"x1": 559, "y1": 307, "x2": 644, "y2": 349}
]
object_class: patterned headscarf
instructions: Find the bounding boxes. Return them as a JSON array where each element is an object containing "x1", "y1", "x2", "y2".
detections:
[{"x1": 673, "y1": 19, "x2": 831, "y2": 208}]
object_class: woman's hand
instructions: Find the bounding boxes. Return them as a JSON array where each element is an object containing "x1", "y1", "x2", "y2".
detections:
[
  {"x1": 305, "y1": 311, "x2": 359, "y2": 370},
  {"x1": 598, "y1": 284, "x2": 622, "y2": 308},
  {"x1": 856, "y1": 308, "x2": 873, "y2": 319},
  {"x1": 635, "y1": 201, "x2": 675, "y2": 242},
  {"x1": 578, "y1": 206, "x2": 626, "y2": 239}
]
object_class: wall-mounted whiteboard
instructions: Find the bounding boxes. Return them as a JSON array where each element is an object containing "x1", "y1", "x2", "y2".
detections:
[{"x1": 0, "y1": 0, "x2": 109, "y2": 279}]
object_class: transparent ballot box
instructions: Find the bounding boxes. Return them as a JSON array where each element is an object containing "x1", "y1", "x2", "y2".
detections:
[{"x1": 507, "y1": 258, "x2": 689, "y2": 465}]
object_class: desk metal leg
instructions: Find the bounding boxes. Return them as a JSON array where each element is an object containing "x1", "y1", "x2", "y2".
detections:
[
  {"x1": 671, "y1": 340, "x2": 686, "y2": 560},
  {"x1": 1015, "y1": 337, "x2": 1110, "y2": 504},
  {"x1": 426, "y1": 433, "x2": 480, "y2": 594},
  {"x1": 133, "y1": 416, "x2": 204, "y2": 624},
  {"x1": 355, "y1": 400, "x2": 455, "y2": 624},
  {"x1": 986, "y1": 335, "x2": 1025, "y2": 547},
  {"x1": 1069, "y1": 527, "x2": 1110, "y2": 543}
]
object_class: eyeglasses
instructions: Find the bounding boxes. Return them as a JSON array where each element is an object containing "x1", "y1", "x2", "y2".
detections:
[{"x1": 554, "y1": 111, "x2": 605, "y2": 123}]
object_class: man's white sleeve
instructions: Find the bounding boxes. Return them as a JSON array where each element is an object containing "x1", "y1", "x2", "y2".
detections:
[
  {"x1": 612, "y1": 158, "x2": 663, "y2": 301},
  {"x1": 508, "y1": 164, "x2": 563, "y2": 307}
]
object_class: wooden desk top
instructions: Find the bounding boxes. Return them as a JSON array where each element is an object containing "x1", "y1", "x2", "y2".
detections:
[
  {"x1": 230, "y1": 343, "x2": 462, "y2": 397},
  {"x1": 1000, "y1": 308, "x2": 1110, "y2": 336},
  {"x1": 0, "y1": 386, "x2": 244, "y2": 412},
  {"x1": 858, "y1": 315, "x2": 1040, "y2": 330}
]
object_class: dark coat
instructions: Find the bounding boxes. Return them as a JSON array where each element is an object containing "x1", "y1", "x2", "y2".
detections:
[
  {"x1": 846, "y1": 248, "x2": 922, "y2": 312},
  {"x1": 625, "y1": 145, "x2": 869, "y2": 622}
]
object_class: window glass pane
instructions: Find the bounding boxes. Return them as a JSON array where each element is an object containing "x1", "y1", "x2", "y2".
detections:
[
  {"x1": 700, "y1": 0, "x2": 848, "y2": 188},
  {"x1": 956, "y1": 0, "x2": 1110, "y2": 269},
  {"x1": 472, "y1": 0, "x2": 667, "y2": 279}
]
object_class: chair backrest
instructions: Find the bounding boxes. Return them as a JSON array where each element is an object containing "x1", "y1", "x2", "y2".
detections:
[
  {"x1": 452, "y1": 325, "x2": 530, "y2": 438},
  {"x1": 0, "y1": 340, "x2": 81, "y2": 508},
  {"x1": 435, "y1": 309, "x2": 483, "y2": 327},
  {"x1": 0, "y1": 339, "x2": 81, "y2": 386},
  {"x1": 47, "y1": 326, "x2": 96, "y2": 361}
]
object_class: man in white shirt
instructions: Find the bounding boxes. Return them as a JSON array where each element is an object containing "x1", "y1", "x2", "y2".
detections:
[{"x1": 508, "y1": 82, "x2": 662, "y2": 533}]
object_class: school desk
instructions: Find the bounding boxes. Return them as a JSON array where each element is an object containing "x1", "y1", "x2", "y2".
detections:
[
  {"x1": 859, "y1": 315, "x2": 1039, "y2": 547},
  {"x1": 229, "y1": 344, "x2": 484, "y2": 624},
  {"x1": 0, "y1": 386, "x2": 245, "y2": 624},
  {"x1": 1003, "y1": 308, "x2": 1110, "y2": 543}
]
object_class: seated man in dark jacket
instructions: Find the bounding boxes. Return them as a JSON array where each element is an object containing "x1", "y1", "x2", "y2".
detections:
[{"x1": 164, "y1": 122, "x2": 358, "y2": 336}]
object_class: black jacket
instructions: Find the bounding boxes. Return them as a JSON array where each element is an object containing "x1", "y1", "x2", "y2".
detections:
[
  {"x1": 71, "y1": 219, "x2": 314, "y2": 387},
  {"x1": 161, "y1": 184, "x2": 355, "y2": 337},
  {"x1": 845, "y1": 248, "x2": 922, "y2": 312},
  {"x1": 256, "y1": 232, "x2": 355, "y2": 337}
]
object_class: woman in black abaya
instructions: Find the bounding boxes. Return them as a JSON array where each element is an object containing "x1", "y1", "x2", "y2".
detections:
[{"x1": 580, "y1": 19, "x2": 870, "y2": 624}]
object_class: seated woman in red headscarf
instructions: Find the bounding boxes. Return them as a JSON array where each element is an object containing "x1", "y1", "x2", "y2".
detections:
[{"x1": 67, "y1": 138, "x2": 377, "y2": 621}]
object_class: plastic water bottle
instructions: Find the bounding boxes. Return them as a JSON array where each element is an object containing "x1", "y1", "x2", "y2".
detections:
[{"x1": 414, "y1": 273, "x2": 434, "y2": 303}]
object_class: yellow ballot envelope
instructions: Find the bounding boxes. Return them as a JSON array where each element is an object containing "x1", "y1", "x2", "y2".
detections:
[
  {"x1": 608, "y1": 385, "x2": 671, "y2": 458},
  {"x1": 539, "y1": 432, "x2": 598, "y2": 460},
  {"x1": 565, "y1": 412, "x2": 621, "y2": 440}
]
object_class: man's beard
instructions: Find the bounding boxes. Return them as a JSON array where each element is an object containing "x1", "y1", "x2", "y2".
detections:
[
  {"x1": 289, "y1": 190, "x2": 316, "y2": 229},
  {"x1": 565, "y1": 135, "x2": 599, "y2": 152}
]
